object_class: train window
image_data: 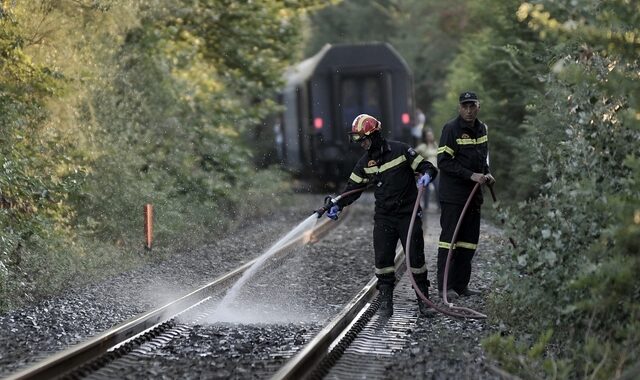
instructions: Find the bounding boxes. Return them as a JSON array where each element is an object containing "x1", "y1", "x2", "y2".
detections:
[{"x1": 340, "y1": 76, "x2": 382, "y2": 131}]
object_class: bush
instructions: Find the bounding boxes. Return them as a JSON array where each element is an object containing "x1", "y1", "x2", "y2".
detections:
[{"x1": 484, "y1": 5, "x2": 640, "y2": 377}]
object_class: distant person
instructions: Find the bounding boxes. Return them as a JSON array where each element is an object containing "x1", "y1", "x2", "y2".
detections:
[
  {"x1": 415, "y1": 127, "x2": 439, "y2": 212},
  {"x1": 436, "y1": 91, "x2": 495, "y2": 300},
  {"x1": 316, "y1": 114, "x2": 438, "y2": 318},
  {"x1": 412, "y1": 108, "x2": 426, "y2": 146}
]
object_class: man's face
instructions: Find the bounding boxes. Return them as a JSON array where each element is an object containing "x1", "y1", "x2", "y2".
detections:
[
  {"x1": 360, "y1": 136, "x2": 372, "y2": 150},
  {"x1": 459, "y1": 101, "x2": 480, "y2": 123}
]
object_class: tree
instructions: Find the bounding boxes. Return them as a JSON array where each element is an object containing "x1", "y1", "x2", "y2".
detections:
[
  {"x1": 481, "y1": 1, "x2": 640, "y2": 377},
  {"x1": 0, "y1": 0, "x2": 325, "y2": 310},
  {"x1": 0, "y1": 1, "x2": 101, "y2": 308},
  {"x1": 79, "y1": 0, "x2": 325, "y2": 243}
]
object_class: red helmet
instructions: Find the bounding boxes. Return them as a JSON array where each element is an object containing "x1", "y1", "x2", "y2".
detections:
[{"x1": 349, "y1": 114, "x2": 381, "y2": 142}]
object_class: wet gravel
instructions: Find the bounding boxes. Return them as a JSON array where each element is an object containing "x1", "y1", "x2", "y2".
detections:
[
  {"x1": 0, "y1": 191, "x2": 506, "y2": 379},
  {"x1": 385, "y1": 220, "x2": 505, "y2": 380}
]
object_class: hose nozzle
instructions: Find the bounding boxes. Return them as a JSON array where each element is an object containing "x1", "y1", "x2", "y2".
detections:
[{"x1": 315, "y1": 195, "x2": 341, "y2": 218}]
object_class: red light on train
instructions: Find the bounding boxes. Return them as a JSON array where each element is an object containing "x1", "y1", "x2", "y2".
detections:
[
  {"x1": 314, "y1": 117, "x2": 323, "y2": 129},
  {"x1": 401, "y1": 113, "x2": 411, "y2": 125}
]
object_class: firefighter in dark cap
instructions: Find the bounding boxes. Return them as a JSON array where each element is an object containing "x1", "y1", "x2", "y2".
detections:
[
  {"x1": 436, "y1": 91, "x2": 495, "y2": 300},
  {"x1": 317, "y1": 114, "x2": 438, "y2": 318}
]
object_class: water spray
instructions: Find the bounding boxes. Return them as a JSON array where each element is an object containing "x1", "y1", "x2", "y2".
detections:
[{"x1": 211, "y1": 186, "x2": 371, "y2": 322}]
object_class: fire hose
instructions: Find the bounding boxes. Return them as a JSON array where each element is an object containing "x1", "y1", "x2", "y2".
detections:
[
  {"x1": 318, "y1": 182, "x2": 514, "y2": 319},
  {"x1": 406, "y1": 184, "x2": 487, "y2": 319}
]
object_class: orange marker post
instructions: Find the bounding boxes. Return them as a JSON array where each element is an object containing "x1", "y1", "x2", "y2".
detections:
[{"x1": 144, "y1": 204, "x2": 153, "y2": 250}]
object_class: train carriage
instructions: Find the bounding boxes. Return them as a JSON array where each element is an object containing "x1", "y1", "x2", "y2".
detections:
[{"x1": 276, "y1": 42, "x2": 416, "y2": 185}]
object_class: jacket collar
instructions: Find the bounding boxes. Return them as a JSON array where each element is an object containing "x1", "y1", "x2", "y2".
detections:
[{"x1": 368, "y1": 139, "x2": 390, "y2": 160}]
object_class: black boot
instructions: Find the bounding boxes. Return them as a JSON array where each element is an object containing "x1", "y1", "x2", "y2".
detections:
[
  {"x1": 416, "y1": 283, "x2": 437, "y2": 318},
  {"x1": 378, "y1": 286, "x2": 393, "y2": 317},
  {"x1": 458, "y1": 287, "x2": 481, "y2": 297}
]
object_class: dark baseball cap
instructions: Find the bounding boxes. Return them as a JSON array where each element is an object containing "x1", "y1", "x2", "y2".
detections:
[{"x1": 459, "y1": 91, "x2": 479, "y2": 103}]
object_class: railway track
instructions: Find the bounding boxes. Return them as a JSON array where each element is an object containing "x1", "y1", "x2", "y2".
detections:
[
  {"x1": 272, "y1": 248, "x2": 409, "y2": 380},
  {"x1": 5, "y1": 209, "x2": 349, "y2": 380},
  {"x1": 6, "y1": 204, "x2": 472, "y2": 380}
]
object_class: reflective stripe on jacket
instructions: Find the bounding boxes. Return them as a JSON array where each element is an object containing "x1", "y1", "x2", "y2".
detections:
[
  {"x1": 437, "y1": 116, "x2": 490, "y2": 205},
  {"x1": 338, "y1": 140, "x2": 438, "y2": 215}
]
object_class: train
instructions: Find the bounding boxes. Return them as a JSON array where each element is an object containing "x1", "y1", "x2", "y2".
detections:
[{"x1": 275, "y1": 42, "x2": 416, "y2": 185}]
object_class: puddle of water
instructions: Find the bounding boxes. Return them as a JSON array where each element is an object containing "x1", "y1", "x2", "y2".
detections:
[{"x1": 209, "y1": 213, "x2": 319, "y2": 322}]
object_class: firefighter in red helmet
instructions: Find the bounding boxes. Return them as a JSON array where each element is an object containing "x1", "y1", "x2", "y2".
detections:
[{"x1": 318, "y1": 114, "x2": 438, "y2": 318}]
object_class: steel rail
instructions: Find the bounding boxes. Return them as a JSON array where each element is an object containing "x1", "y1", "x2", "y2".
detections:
[
  {"x1": 5, "y1": 210, "x2": 348, "y2": 380},
  {"x1": 272, "y1": 245, "x2": 406, "y2": 380}
]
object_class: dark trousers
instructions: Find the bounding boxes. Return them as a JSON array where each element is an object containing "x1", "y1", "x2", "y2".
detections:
[
  {"x1": 374, "y1": 212, "x2": 429, "y2": 289},
  {"x1": 437, "y1": 202, "x2": 481, "y2": 293}
]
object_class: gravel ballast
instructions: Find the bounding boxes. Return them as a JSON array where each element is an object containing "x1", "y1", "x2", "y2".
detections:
[{"x1": 0, "y1": 191, "x2": 507, "y2": 379}]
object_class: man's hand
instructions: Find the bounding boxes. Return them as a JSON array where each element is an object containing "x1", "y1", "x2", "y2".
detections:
[
  {"x1": 470, "y1": 173, "x2": 487, "y2": 184},
  {"x1": 485, "y1": 174, "x2": 496, "y2": 185},
  {"x1": 327, "y1": 205, "x2": 342, "y2": 220},
  {"x1": 417, "y1": 173, "x2": 431, "y2": 187},
  {"x1": 316, "y1": 195, "x2": 338, "y2": 218}
]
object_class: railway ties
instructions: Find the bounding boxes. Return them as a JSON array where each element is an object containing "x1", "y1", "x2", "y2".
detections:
[
  {"x1": 6, "y1": 210, "x2": 348, "y2": 380},
  {"x1": 61, "y1": 266, "x2": 424, "y2": 380},
  {"x1": 7, "y1": 200, "x2": 477, "y2": 380},
  {"x1": 324, "y1": 276, "x2": 421, "y2": 380},
  {"x1": 273, "y1": 260, "x2": 424, "y2": 380}
]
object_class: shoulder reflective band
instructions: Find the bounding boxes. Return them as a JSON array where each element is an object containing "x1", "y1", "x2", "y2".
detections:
[{"x1": 363, "y1": 155, "x2": 406, "y2": 174}]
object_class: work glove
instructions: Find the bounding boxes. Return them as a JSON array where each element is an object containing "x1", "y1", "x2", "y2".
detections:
[
  {"x1": 417, "y1": 173, "x2": 431, "y2": 188},
  {"x1": 326, "y1": 204, "x2": 342, "y2": 220}
]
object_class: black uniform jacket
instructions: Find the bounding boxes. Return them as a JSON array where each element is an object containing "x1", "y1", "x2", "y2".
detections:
[
  {"x1": 337, "y1": 140, "x2": 438, "y2": 215},
  {"x1": 437, "y1": 116, "x2": 490, "y2": 205}
]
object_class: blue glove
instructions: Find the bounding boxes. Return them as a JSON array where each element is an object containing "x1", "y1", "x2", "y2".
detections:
[
  {"x1": 327, "y1": 205, "x2": 341, "y2": 220},
  {"x1": 417, "y1": 173, "x2": 431, "y2": 187}
]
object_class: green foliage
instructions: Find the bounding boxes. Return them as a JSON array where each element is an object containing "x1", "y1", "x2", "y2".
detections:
[
  {"x1": 478, "y1": 1, "x2": 640, "y2": 378},
  {"x1": 484, "y1": 330, "x2": 571, "y2": 379},
  {"x1": 77, "y1": 0, "x2": 316, "y2": 244},
  {"x1": 0, "y1": 0, "x2": 321, "y2": 311},
  {"x1": 0, "y1": 5, "x2": 89, "y2": 309},
  {"x1": 305, "y1": 0, "x2": 397, "y2": 54}
]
